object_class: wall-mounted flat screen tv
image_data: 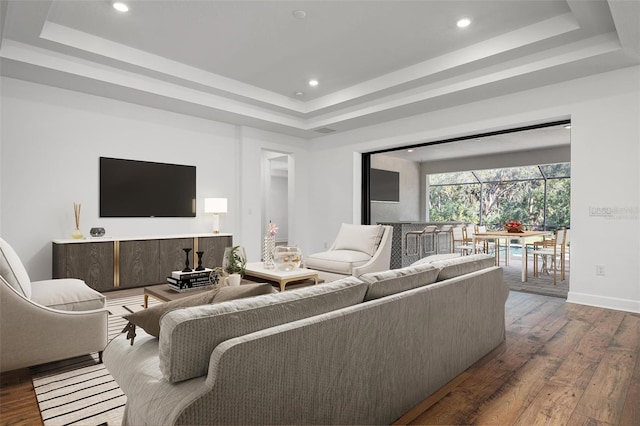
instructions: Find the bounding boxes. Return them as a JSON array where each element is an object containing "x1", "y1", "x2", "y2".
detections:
[
  {"x1": 370, "y1": 168, "x2": 400, "y2": 202},
  {"x1": 100, "y1": 157, "x2": 196, "y2": 217}
]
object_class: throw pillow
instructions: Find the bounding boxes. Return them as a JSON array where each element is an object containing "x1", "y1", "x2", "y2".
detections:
[
  {"x1": 122, "y1": 283, "x2": 275, "y2": 344},
  {"x1": 332, "y1": 224, "x2": 384, "y2": 257}
]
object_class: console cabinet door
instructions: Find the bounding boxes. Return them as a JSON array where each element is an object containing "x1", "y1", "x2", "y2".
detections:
[
  {"x1": 159, "y1": 238, "x2": 195, "y2": 274},
  {"x1": 119, "y1": 238, "x2": 194, "y2": 288},
  {"x1": 52, "y1": 242, "x2": 114, "y2": 292},
  {"x1": 197, "y1": 236, "x2": 233, "y2": 269}
]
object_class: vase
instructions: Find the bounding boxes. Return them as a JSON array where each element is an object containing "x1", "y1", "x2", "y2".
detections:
[
  {"x1": 263, "y1": 235, "x2": 275, "y2": 269},
  {"x1": 273, "y1": 246, "x2": 302, "y2": 272},
  {"x1": 222, "y1": 246, "x2": 247, "y2": 276},
  {"x1": 71, "y1": 227, "x2": 83, "y2": 239}
]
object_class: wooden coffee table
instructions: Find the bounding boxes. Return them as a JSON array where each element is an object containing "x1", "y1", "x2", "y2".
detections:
[
  {"x1": 143, "y1": 285, "x2": 215, "y2": 308},
  {"x1": 143, "y1": 278, "x2": 262, "y2": 307},
  {"x1": 244, "y1": 262, "x2": 319, "y2": 292}
]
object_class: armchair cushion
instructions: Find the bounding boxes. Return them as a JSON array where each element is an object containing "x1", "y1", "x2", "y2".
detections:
[
  {"x1": 332, "y1": 224, "x2": 384, "y2": 257},
  {"x1": 30, "y1": 279, "x2": 106, "y2": 311},
  {"x1": 305, "y1": 250, "x2": 371, "y2": 275},
  {"x1": 0, "y1": 238, "x2": 32, "y2": 298}
]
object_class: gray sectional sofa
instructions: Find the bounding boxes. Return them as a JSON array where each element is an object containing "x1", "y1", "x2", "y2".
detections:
[{"x1": 103, "y1": 253, "x2": 508, "y2": 425}]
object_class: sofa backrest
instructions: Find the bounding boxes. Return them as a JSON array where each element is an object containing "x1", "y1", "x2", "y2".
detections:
[
  {"x1": 159, "y1": 276, "x2": 367, "y2": 383},
  {"x1": 359, "y1": 262, "x2": 440, "y2": 301},
  {"x1": 0, "y1": 238, "x2": 32, "y2": 299},
  {"x1": 413, "y1": 253, "x2": 495, "y2": 281},
  {"x1": 330, "y1": 223, "x2": 385, "y2": 256}
]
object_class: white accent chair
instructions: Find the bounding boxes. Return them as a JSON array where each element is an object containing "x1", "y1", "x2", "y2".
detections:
[
  {"x1": 305, "y1": 224, "x2": 393, "y2": 280},
  {"x1": 0, "y1": 237, "x2": 108, "y2": 372}
]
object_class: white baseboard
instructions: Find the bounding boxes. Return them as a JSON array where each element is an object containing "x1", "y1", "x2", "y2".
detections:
[{"x1": 567, "y1": 291, "x2": 640, "y2": 314}]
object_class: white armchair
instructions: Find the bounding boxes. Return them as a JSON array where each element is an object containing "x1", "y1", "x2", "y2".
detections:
[
  {"x1": 306, "y1": 224, "x2": 393, "y2": 280},
  {"x1": 0, "y1": 237, "x2": 108, "y2": 372}
]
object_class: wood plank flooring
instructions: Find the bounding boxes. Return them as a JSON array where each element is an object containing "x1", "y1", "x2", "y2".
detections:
[
  {"x1": 395, "y1": 291, "x2": 640, "y2": 425},
  {"x1": 1, "y1": 290, "x2": 638, "y2": 426},
  {"x1": 0, "y1": 368, "x2": 42, "y2": 426}
]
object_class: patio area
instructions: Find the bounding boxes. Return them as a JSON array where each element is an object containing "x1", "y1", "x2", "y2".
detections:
[{"x1": 501, "y1": 253, "x2": 569, "y2": 299}]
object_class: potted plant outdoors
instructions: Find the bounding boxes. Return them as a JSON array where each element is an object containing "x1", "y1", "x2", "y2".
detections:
[{"x1": 222, "y1": 245, "x2": 247, "y2": 276}]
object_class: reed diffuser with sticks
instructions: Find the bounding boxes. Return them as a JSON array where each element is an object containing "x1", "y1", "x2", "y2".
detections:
[{"x1": 72, "y1": 202, "x2": 83, "y2": 239}]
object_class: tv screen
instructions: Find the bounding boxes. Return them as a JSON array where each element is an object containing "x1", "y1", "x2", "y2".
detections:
[
  {"x1": 100, "y1": 157, "x2": 196, "y2": 217},
  {"x1": 370, "y1": 168, "x2": 400, "y2": 202}
]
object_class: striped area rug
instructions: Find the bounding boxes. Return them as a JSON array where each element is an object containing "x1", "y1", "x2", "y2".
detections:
[{"x1": 31, "y1": 295, "x2": 159, "y2": 426}]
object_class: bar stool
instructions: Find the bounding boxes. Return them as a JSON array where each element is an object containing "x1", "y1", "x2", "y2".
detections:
[
  {"x1": 435, "y1": 224, "x2": 453, "y2": 253},
  {"x1": 405, "y1": 225, "x2": 438, "y2": 257}
]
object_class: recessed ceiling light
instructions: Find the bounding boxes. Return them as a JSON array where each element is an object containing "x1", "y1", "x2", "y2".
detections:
[
  {"x1": 564, "y1": 124, "x2": 572, "y2": 129},
  {"x1": 308, "y1": 79, "x2": 319, "y2": 87},
  {"x1": 457, "y1": 18, "x2": 471, "y2": 28},
  {"x1": 292, "y1": 10, "x2": 307, "y2": 20},
  {"x1": 113, "y1": 2, "x2": 129, "y2": 12},
  {"x1": 407, "y1": 149, "x2": 414, "y2": 153},
  {"x1": 295, "y1": 91, "x2": 304, "y2": 97}
]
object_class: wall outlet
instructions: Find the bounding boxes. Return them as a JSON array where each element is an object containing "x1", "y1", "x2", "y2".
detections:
[{"x1": 596, "y1": 264, "x2": 606, "y2": 276}]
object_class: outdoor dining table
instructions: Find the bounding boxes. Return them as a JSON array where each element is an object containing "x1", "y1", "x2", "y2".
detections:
[{"x1": 473, "y1": 230, "x2": 552, "y2": 282}]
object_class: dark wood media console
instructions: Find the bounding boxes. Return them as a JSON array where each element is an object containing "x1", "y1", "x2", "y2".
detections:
[{"x1": 52, "y1": 233, "x2": 232, "y2": 292}]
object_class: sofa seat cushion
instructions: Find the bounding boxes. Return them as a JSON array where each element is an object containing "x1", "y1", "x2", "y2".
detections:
[
  {"x1": 305, "y1": 250, "x2": 371, "y2": 275},
  {"x1": 30, "y1": 279, "x2": 106, "y2": 311},
  {"x1": 122, "y1": 283, "x2": 276, "y2": 342},
  {"x1": 359, "y1": 263, "x2": 441, "y2": 301},
  {"x1": 159, "y1": 276, "x2": 367, "y2": 383},
  {"x1": 425, "y1": 254, "x2": 496, "y2": 281},
  {"x1": 0, "y1": 238, "x2": 32, "y2": 299}
]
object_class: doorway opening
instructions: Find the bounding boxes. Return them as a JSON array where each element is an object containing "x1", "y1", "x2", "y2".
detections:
[
  {"x1": 361, "y1": 120, "x2": 571, "y2": 299},
  {"x1": 262, "y1": 151, "x2": 291, "y2": 247}
]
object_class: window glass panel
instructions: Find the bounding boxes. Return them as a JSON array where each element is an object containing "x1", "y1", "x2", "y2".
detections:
[
  {"x1": 482, "y1": 180, "x2": 544, "y2": 229},
  {"x1": 475, "y1": 165, "x2": 542, "y2": 182},
  {"x1": 429, "y1": 171, "x2": 477, "y2": 185},
  {"x1": 545, "y1": 178, "x2": 571, "y2": 229},
  {"x1": 540, "y1": 163, "x2": 571, "y2": 178},
  {"x1": 429, "y1": 184, "x2": 480, "y2": 223}
]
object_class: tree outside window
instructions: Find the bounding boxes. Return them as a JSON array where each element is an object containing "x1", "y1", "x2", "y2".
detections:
[{"x1": 428, "y1": 163, "x2": 570, "y2": 230}]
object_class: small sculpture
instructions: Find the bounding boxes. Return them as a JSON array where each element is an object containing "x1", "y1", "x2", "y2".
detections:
[
  {"x1": 195, "y1": 251, "x2": 205, "y2": 271},
  {"x1": 182, "y1": 248, "x2": 193, "y2": 272}
]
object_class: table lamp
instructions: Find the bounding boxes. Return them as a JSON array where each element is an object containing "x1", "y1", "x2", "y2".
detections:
[{"x1": 204, "y1": 198, "x2": 227, "y2": 234}]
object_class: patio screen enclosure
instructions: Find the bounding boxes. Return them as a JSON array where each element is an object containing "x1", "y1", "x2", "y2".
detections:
[{"x1": 428, "y1": 163, "x2": 570, "y2": 231}]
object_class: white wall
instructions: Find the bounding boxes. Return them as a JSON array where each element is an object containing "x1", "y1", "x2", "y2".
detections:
[
  {"x1": 370, "y1": 155, "x2": 421, "y2": 224},
  {"x1": 0, "y1": 78, "x2": 306, "y2": 280},
  {"x1": 307, "y1": 66, "x2": 640, "y2": 313}
]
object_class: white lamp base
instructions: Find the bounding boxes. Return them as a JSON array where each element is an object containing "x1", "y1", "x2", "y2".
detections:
[{"x1": 212, "y1": 214, "x2": 220, "y2": 234}]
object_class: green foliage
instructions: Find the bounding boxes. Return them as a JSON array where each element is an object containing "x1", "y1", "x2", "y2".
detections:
[
  {"x1": 429, "y1": 177, "x2": 570, "y2": 230},
  {"x1": 224, "y1": 245, "x2": 246, "y2": 276}
]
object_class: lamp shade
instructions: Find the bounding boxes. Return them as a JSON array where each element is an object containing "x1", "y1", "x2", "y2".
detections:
[{"x1": 204, "y1": 198, "x2": 227, "y2": 214}]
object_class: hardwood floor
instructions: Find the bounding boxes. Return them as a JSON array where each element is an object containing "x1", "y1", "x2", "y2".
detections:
[
  {"x1": 1, "y1": 291, "x2": 638, "y2": 426},
  {"x1": 395, "y1": 291, "x2": 640, "y2": 425},
  {"x1": 0, "y1": 368, "x2": 42, "y2": 426}
]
